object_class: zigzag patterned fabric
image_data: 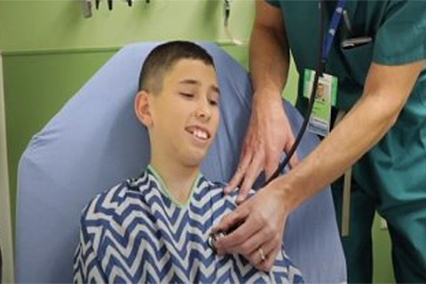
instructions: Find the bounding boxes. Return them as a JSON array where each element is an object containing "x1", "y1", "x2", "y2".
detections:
[{"x1": 73, "y1": 166, "x2": 304, "y2": 283}]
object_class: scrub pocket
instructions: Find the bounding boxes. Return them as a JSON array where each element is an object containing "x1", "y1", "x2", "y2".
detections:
[{"x1": 339, "y1": 42, "x2": 374, "y2": 86}]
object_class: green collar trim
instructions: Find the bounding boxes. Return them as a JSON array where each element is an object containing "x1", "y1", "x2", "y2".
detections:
[{"x1": 147, "y1": 164, "x2": 201, "y2": 208}]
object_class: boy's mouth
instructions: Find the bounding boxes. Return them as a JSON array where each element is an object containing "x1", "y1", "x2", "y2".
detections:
[{"x1": 185, "y1": 126, "x2": 211, "y2": 141}]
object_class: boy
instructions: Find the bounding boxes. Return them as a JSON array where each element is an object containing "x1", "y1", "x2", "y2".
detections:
[{"x1": 73, "y1": 41, "x2": 303, "y2": 283}]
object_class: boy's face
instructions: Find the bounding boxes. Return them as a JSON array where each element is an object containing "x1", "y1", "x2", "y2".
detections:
[{"x1": 137, "y1": 59, "x2": 220, "y2": 167}]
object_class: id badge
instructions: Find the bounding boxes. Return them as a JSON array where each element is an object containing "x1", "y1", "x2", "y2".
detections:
[{"x1": 303, "y1": 69, "x2": 338, "y2": 137}]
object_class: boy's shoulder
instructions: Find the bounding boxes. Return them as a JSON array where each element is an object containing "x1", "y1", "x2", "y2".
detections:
[
  {"x1": 80, "y1": 174, "x2": 150, "y2": 222},
  {"x1": 199, "y1": 176, "x2": 256, "y2": 203}
]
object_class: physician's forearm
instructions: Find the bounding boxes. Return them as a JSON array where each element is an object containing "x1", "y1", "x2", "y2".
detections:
[
  {"x1": 249, "y1": 2, "x2": 289, "y2": 97},
  {"x1": 275, "y1": 62, "x2": 423, "y2": 211}
]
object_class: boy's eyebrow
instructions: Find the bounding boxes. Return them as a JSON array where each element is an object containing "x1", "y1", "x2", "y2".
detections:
[
  {"x1": 211, "y1": 85, "x2": 220, "y2": 95},
  {"x1": 179, "y1": 79, "x2": 200, "y2": 86},
  {"x1": 178, "y1": 79, "x2": 220, "y2": 95}
]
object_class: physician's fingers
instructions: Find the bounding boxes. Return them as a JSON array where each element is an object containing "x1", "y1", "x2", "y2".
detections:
[
  {"x1": 237, "y1": 152, "x2": 264, "y2": 204},
  {"x1": 284, "y1": 134, "x2": 300, "y2": 169},
  {"x1": 225, "y1": 149, "x2": 253, "y2": 194},
  {"x1": 264, "y1": 153, "x2": 282, "y2": 181},
  {"x1": 211, "y1": 208, "x2": 247, "y2": 237},
  {"x1": 259, "y1": 246, "x2": 281, "y2": 272}
]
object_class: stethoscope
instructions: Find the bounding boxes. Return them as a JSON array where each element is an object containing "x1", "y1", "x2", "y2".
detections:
[{"x1": 208, "y1": 0, "x2": 350, "y2": 252}]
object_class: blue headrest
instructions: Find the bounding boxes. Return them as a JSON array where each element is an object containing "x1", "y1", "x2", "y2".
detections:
[{"x1": 16, "y1": 42, "x2": 346, "y2": 283}]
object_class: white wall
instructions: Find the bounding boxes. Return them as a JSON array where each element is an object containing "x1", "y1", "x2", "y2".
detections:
[{"x1": 0, "y1": 51, "x2": 15, "y2": 283}]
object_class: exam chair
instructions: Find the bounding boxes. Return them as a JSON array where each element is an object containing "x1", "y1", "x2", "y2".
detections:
[{"x1": 16, "y1": 42, "x2": 346, "y2": 283}]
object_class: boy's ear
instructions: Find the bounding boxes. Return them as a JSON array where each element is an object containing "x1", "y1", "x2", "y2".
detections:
[{"x1": 135, "y1": 90, "x2": 153, "y2": 127}]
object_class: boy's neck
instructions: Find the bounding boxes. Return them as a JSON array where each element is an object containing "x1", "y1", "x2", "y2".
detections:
[{"x1": 150, "y1": 157, "x2": 200, "y2": 205}]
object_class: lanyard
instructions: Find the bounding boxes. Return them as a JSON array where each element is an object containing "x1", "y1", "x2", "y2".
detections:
[
  {"x1": 321, "y1": 0, "x2": 347, "y2": 62},
  {"x1": 264, "y1": 0, "x2": 347, "y2": 185}
]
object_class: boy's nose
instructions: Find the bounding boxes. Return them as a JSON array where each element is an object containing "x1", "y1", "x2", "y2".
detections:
[
  {"x1": 195, "y1": 108, "x2": 210, "y2": 120},
  {"x1": 195, "y1": 101, "x2": 211, "y2": 120}
]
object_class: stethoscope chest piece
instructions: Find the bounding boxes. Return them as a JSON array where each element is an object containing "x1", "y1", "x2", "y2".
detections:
[{"x1": 207, "y1": 231, "x2": 226, "y2": 253}]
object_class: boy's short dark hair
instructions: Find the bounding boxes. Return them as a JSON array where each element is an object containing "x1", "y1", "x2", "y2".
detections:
[{"x1": 138, "y1": 41, "x2": 215, "y2": 94}]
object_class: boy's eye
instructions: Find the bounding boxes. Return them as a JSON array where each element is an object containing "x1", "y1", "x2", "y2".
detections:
[
  {"x1": 209, "y1": 99, "x2": 219, "y2": 106},
  {"x1": 180, "y1": 92, "x2": 194, "y2": 98}
]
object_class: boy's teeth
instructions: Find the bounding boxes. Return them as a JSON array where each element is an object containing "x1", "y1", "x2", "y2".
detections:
[{"x1": 193, "y1": 130, "x2": 207, "y2": 139}]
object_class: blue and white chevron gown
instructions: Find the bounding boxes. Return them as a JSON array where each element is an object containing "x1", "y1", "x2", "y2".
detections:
[{"x1": 73, "y1": 166, "x2": 304, "y2": 283}]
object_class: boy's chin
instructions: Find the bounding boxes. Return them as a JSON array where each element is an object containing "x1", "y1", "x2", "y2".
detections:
[{"x1": 182, "y1": 153, "x2": 207, "y2": 168}]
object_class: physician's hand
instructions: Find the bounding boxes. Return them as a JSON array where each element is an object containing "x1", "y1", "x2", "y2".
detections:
[
  {"x1": 212, "y1": 183, "x2": 289, "y2": 271},
  {"x1": 225, "y1": 90, "x2": 298, "y2": 203}
]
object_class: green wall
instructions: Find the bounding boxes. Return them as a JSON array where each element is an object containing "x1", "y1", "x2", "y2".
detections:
[
  {"x1": 2, "y1": 50, "x2": 116, "y2": 223},
  {"x1": 0, "y1": 0, "x2": 253, "y2": 52},
  {"x1": 0, "y1": 1, "x2": 394, "y2": 283}
]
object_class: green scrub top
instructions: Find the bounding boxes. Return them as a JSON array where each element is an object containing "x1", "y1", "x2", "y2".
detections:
[{"x1": 267, "y1": 0, "x2": 426, "y2": 213}]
